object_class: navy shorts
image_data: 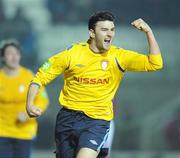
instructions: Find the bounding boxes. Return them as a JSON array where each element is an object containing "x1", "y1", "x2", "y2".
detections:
[
  {"x1": 55, "y1": 108, "x2": 110, "y2": 158},
  {"x1": 0, "y1": 137, "x2": 32, "y2": 158}
]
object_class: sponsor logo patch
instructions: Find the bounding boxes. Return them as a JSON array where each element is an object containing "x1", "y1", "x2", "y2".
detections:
[{"x1": 41, "y1": 60, "x2": 52, "y2": 71}]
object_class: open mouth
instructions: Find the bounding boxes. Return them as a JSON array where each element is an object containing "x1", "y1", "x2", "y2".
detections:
[{"x1": 104, "y1": 39, "x2": 111, "y2": 44}]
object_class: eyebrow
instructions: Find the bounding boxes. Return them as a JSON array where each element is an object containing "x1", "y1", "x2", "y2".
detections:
[{"x1": 101, "y1": 27, "x2": 115, "y2": 30}]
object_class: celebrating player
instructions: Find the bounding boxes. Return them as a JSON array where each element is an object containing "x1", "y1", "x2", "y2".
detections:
[
  {"x1": 0, "y1": 39, "x2": 49, "y2": 158},
  {"x1": 26, "y1": 11, "x2": 163, "y2": 158}
]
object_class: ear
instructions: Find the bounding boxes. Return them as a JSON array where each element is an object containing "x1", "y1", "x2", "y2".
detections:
[{"x1": 89, "y1": 29, "x2": 95, "y2": 38}]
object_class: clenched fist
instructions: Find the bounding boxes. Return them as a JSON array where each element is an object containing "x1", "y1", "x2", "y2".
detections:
[
  {"x1": 26, "y1": 104, "x2": 42, "y2": 118},
  {"x1": 131, "y1": 18, "x2": 152, "y2": 33}
]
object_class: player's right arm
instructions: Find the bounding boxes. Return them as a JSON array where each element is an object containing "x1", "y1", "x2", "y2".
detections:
[
  {"x1": 26, "y1": 49, "x2": 71, "y2": 117},
  {"x1": 26, "y1": 83, "x2": 42, "y2": 117}
]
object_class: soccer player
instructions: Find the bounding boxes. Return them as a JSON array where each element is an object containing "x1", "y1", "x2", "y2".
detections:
[
  {"x1": 26, "y1": 11, "x2": 163, "y2": 158},
  {"x1": 0, "y1": 39, "x2": 49, "y2": 158}
]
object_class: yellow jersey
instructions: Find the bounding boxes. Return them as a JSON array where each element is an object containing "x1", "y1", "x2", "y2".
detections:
[
  {"x1": 0, "y1": 66, "x2": 49, "y2": 140},
  {"x1": 32, "y1": 42, "x2": 163, "y2": 121}
]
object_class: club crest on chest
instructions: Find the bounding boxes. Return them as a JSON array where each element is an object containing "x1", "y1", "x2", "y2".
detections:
[{"x1": 101, "y1": 60, "x2": 109, "y2": 70}]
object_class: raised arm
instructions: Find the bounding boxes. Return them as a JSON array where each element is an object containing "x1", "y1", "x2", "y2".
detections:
[
  {"x1": 131, "y1": 18, "x2": 161, "y2": 55},
  {"x1": 116, "y1": 19, "x2": 163, "y2": 72}
]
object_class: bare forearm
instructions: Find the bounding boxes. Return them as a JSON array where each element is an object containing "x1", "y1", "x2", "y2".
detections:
[
  {"x1": 131, "y1": 18, "x2": 161, "y2": 55},
  {"x1": 26, "y1": 83, "x2": 42, "y2": 117},
  {"x1": 146, "y1": 31, "x2": 161, "y2": 55},
  {"x1": 131, "y1": 18, "x2": 163, "y2": 70},
  {"x1": 27, "y1": 83, "x2": 40, "y2": 107}
]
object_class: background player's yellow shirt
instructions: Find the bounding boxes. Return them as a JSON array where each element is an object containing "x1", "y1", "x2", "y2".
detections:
[
  {"x1": 32, "y1": 42, "x2": 163, "y2": 121},
  {"x1": 0, "y1": 67, "x2": 49, "y2": 140}
]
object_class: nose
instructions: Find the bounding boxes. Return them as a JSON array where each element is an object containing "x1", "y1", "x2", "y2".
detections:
[{"x1": 107, "y1": 30, "x2": 113, "y2": 37}]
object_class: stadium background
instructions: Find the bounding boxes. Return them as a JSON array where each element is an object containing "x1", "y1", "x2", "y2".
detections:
[{"x1": 0, "y1": 0, "x2": 179, "y2": 157}]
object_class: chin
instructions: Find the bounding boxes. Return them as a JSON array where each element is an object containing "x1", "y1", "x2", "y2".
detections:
[
  {"x1": 98, "y1": 44, "x2": 110, "y2": 52},
  {"x1": 103, "y1": 47, "x2": 110, "y2": 51},
  {"x1": 8, "y1": 64, "x2": 19, "y2": 69},
  {"x1": 99, "y1": 48, "x2": 107, "y2": 53},
  {"x1": 102, "y1": 44, "x2": 111, "y2": 51}
]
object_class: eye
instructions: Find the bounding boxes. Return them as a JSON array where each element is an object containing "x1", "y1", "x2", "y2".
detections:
[
  {"x1": 101, "y1": 28, "x2": 108, "y2": 31},
  {"x1": 111, "y1": 28, "x2": 115, "y2": 31}
]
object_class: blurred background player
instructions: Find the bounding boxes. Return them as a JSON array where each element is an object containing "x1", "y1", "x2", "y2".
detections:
[
  {"x1": 0, "y1": 39, "x2": 49, "y2": 158},
  {"x1": 98, "y1": 96, "x2": 118, "y2": 158},
  {"x1": 98, "y1": 120, "x2": 115, "y2": 158},
  {"x1": 164, "y1": 107, "x2": 180, "y2": 150}
]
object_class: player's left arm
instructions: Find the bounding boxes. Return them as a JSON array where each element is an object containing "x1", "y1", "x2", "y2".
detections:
[
  {"x1": 131, "y1": 18, "x2": 161, "y2": 56},
  {"x1": 117, "y1": 18, "x2": 163, "y2": 72}
]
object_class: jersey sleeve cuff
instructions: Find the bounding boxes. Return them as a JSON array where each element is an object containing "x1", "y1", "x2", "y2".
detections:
[
  {"x1": 31, "y1": 78, "x2": 42, "y2": 87},
  {"x1": 148, "y1": 53, "x2": 163, "y2": 68},
  {"x1": 149, "y1": 53, "x2": 162, "y2": 61}
]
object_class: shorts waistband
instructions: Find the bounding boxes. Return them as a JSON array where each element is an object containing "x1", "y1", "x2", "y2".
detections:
[
  {"x1": 60, "y1": 107, "x2": 90, "y2": 121},
  {"x1": 61, "y1": 107, "x2": 84, "y2": 114}
]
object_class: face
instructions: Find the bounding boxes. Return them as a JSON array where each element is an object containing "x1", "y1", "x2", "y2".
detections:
[
  {"x1": 3, "y1": 46, "x2": 21, "y2": 69},
  {"x1": 90, "y1": 20, "x2": 115, "y2": 52}
]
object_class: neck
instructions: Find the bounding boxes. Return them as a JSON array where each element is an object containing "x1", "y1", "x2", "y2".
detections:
[
  {"x1": 3, "y1": 66, "x2": 20, "y2": 76},
  {"x1": 89, "y1": 39, "x2": 106, "y2": 54}
]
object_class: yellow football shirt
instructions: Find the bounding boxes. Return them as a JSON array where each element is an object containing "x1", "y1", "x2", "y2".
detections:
[
  {"x1": 32, "y1": 42, "x2": 163, "y2": 121},
  {"x1": 0, "y1": 66, "x2": 49, "y2": 140}
]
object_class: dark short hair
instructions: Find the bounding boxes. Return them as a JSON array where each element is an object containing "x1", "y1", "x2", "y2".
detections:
[
  {"x1": 88, "y1": 11, "x2": 115, "y2": 30},
  {"x1": 0, "y1": 39, "x2": 21, "y2": 57}
]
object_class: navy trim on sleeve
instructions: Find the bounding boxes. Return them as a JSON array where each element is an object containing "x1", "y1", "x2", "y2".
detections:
[
  {"x1": 115, "y1": 58, "x2": 125, "y2": 73},
  {"x1": 67, "y1": 45, "x2": 73, "y2": 50},
  {"x1": 30, "y1": 82, "x2": 41, "y2": 88}
]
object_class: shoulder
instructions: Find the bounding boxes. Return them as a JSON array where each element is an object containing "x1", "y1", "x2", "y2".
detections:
[
  {"x1": 66, "y1": 42, "x2": 88, "y2": 51},
  {"x1": 54, "y1": 42, "x2": 88, "y2": 55},
  {"x1": 46, "y1": 42, "x2": 88, "y2": 62},
  {"x1": 110, "y1": 45, "x2": 123, "y2": 51},
  {"x1": 52, "y1": 43, "x2": 81, "y2": 56},
  {"x1": 110, "y1": 45, "x2": 126, "y2": 55},
  {"x1": 57, "y1": 42, "x2": 88, "y2": 56}
]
